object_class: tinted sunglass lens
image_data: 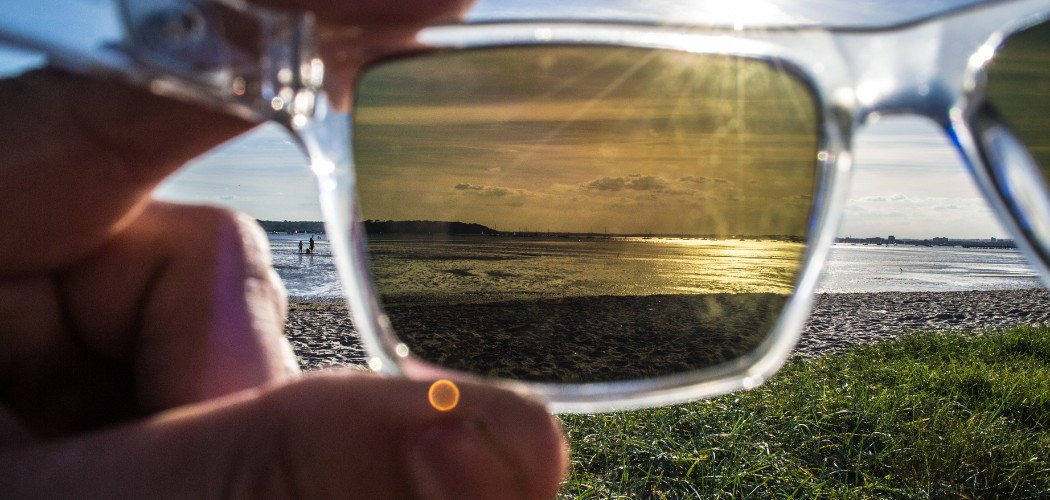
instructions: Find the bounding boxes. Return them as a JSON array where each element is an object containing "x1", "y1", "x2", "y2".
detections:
[
  {"x1": 352, "y1": 46, "x2": 820, "y2": 383},
  {"x1": 987, "y1": 19, "x2": 1050, "y2": 179}
]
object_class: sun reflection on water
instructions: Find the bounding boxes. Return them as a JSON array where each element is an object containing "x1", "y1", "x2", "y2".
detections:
[{"x1": 369, "y1": 236, "x2": 804, "y2": 304}]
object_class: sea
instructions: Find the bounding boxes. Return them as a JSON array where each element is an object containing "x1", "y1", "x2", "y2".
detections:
[
  {"x1": 268, "y1": 234, "x2": 1046, "y2": 300},
  {"x1": 269, "y1": 233, "x2": 343, "y2": 299},
  {"x1": 816, "y1": 243, "x2": 1043, "y2": 293}
]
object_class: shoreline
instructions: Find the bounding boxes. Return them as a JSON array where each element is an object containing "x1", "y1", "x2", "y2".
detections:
[{"x1": 284, "y1": 287, "x2": 1050, "y2": 371}]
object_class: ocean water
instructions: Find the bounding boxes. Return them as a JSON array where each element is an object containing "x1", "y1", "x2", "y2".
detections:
[
  {"x1": 269, "y1": 233, "x2": 342, "y2": 298},
  {"x1": 367, "y1": 237, "x2": 802, "y2": 305},
  {"x1": 363, "y1": 236, "x2": 804, "y2": 381},
  {"x1": 268, "y1": 235, "x2": 1046, "y2": 300},
  {"x1": 816, "y1": 243, "x2": 1043, "y2": 293}
]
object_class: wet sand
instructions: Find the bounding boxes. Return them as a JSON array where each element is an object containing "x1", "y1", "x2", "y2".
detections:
[
  {"x1": 285, "y1": 299, "x2": 366, "y2": 370},
  {"x1": 285, "y1": 288, "x2": 1050, "y2": 377},
  {"x1": 383, "y1": 293, "x2": 785, "y2": 382}
]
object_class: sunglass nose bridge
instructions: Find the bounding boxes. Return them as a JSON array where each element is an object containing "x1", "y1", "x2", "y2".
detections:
[{"x1": 835, "y1": 24, "x2": 973, "y2": 125}]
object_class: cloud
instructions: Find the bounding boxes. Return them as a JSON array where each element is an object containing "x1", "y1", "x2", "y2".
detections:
[
  {"x1": 784, "y1": 194, "x2": 814, "y2": 206},
  {"x1": 453, "y1": 183, "x2": 528, "y2": 206},
  {"x1": 626, "y1": 176, "x2": 667, "y2": 191},
  {"x1": 680, "y1": 175, "x2": 729, "y2": 185},
  {"x1": 839, "y1": 192, "x2": 1003, "y2": 238},
  {"x1": 585, "y1": 175, "x2": 669, "y2": 192},
  {"x1": 857, "y1": 195, "x2": 896, "y2": 203},
  {"x1": 484, "y1": 187, "x2": 511, "y2": 197},
  {"x1": 454, "y1": 183, "x2": 511, "y2": 197},
  {"x1": 586, "y1": 177, "x2": 627, "y2": 191}
]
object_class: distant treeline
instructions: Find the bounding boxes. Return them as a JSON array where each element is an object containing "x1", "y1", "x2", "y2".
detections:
[
  {"x1": 258, "y1": 220, "x2": 325, "y2": 234},
  {"x1": 261, "y1": 219, "x2": 812, "y2": 240},
  {"x1": 363, "y1": 220, "x2": 497, "y2": 236}
]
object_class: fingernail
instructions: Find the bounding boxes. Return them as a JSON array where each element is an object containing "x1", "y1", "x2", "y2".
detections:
[{"x1": 407, "y1": 417, "x2": 522, "y2": 500}]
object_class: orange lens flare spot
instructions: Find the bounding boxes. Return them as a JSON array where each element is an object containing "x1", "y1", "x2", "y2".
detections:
[{"x1": 428, "y1": 379, "x2": 460, "y2": 412}]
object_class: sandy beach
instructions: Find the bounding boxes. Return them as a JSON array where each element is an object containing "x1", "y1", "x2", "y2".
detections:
[{"x1": 285, "y1": 288, "x2": 1050, "y2": 376}]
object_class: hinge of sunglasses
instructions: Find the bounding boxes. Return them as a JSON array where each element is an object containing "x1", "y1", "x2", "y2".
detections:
[{"x1": 119, "y1": 0, "x2": 324, "y2": 127}]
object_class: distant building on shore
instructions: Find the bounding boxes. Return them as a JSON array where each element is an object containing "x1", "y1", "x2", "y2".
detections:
[{"x1": 836, "y1": 235, "x2": 1016, "y2": 249}]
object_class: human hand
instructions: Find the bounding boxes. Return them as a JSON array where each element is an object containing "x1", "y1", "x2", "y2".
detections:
[{"x1": 0, "y1": 1, "x2": 568, "y2": 498}]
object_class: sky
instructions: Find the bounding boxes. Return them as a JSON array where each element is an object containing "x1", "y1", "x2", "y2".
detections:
[
  {"x1": 154, "y1": 48, "x2": 1010, "y2": 240},
  {"x1": 3, "y1": 0, "x2": 1021, "y2": 239},
  {"x1": 350, "y1": 47, "x2": 819, "y2": 237},
  {"x1": 157, "y1": 0, "x2": 1017, "y2": 239},
  {"x1": 838, "y1": 118, "x2": 1005, "y2": 239},
  {"x1": 153, "y1": 110, "x2": 1009, "y2": 239}
]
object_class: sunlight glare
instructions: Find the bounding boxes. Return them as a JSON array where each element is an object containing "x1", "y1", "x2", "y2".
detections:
[{"x1": 311, "y1": 158, "x2": 335, "y2": 177}]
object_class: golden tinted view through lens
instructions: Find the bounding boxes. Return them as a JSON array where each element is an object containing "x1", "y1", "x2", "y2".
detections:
[
  {"x1": 988, "y1": 20, "x2": 1050, "y2": 180},
  {"x1": 353, "y1": 46, "x2": 819, "y2": 383}
]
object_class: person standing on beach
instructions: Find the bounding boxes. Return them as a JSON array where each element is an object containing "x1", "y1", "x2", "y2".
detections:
[
  {"x1": 299, "y1": 240, "x2": 304, "y2": 255},
  {"x1": 310, "y1": 235, "x2": 315, "y2": 254},
  {"x1": 0, "y1": 1, "x2": 567, "y2": 498}
]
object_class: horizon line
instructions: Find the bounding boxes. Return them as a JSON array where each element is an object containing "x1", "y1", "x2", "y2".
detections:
[{"x1": 258, "y1": 219, "x2": 1012, "y2": 242}]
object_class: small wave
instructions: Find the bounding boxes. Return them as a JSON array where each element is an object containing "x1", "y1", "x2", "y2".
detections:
[{"x1": 969, "y1": 274, "x2": 1040, "y2": 278}]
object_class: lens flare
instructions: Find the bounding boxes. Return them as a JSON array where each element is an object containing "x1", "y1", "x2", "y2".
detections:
[{"x1": 428, "y1": 379, "x2": 460, "y2": 412}]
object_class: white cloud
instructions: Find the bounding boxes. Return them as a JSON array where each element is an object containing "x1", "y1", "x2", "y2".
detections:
[
  {"x1": 837, "y1": 118, "x2": 1010, "y2": 239},
  {"x1": 156, "y1": 124, "x2": 321, "y2": 220}
]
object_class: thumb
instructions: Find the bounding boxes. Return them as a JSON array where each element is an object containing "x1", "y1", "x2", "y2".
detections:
[{"x1": 2, "y1": 373, "x2": 568, "y2": 499}]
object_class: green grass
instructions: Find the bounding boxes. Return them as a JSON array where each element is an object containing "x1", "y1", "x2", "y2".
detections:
[{"x1": 559, "y1": 325, "x2": 1050, "y2": 498}]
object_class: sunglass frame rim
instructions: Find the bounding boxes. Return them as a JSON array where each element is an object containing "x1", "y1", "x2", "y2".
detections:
[
  {"x1": 2, "y1": 0, "x2": 1048, "y2": 412},
  {"x1": 337, "y1": 0, "x2": 1050, "y2": 412}
]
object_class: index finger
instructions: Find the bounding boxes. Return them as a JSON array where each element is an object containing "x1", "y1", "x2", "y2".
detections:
[{"x1": 0, "y1": 0, "x2": 475, "y2": 275}]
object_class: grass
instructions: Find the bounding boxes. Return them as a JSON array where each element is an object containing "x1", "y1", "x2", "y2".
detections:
[{"x1": 559, "y1": 325, "x2": 1050, "y2": 498}]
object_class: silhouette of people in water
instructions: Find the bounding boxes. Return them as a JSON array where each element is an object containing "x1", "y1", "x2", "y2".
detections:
[
  {"x1": 298, "y1": 240, "x2": 303, "y2": 254},
  {"x1": 309, "y1": 236, "x2": 315, "y2": 254}
]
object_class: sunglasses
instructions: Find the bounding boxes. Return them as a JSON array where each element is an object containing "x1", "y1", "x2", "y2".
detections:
[{"x1": 5, "y1": 0, "x2": 1049, "y2": 412}]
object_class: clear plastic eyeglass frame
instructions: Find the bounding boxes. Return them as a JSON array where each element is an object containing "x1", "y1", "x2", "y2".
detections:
[{"x1": 4, "y1": 0, "x2": 1049, "y2": 412}]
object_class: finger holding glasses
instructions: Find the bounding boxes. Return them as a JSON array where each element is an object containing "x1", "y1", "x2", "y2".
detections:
[
  {"x1": 3, "y1": 0, "x2": 1050, "y2": 497},
  {"x1": 0, "y1": 1, "x2": 568, "y2": 498}
]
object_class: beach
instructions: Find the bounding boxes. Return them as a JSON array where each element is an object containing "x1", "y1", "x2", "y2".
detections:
[
  {"x1": 276, "y1": 236, "x2": 1049, "y2": 377},
  {"x1": 797, "y1": 288, "x2": 1050, "y2": 358},
  {"x1": 284, "y1": 287, "x2": 1050, "y2": 374}
]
